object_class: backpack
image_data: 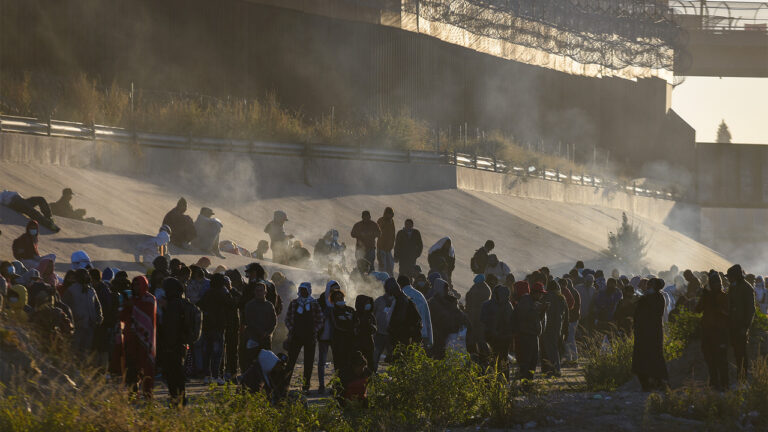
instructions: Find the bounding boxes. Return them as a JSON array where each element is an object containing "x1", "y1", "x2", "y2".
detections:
[
  {"x1": 11, "y1": 237, "x2": 25, "y2": 261},
  {"x1": 180, "y1": 298, "x2": 203, "y2": 345},
  {"x1": 470, "y1": 248, "x2": 484, "y2": 274}
]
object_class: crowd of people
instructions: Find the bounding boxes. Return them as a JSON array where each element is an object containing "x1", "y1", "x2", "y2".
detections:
[{"x1": 1, "y1": 198, "x2": 766, "y2": 408}]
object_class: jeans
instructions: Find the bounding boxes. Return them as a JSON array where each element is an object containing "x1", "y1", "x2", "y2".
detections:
[
  {"x1": 72, "y1": 325, "x2": 95, "y2": 354},
  {"x1": 517, "y1": 333, "x2": 539, "y2": 380},
  {"x1": 356, "y1": 248, "x2": 376, "y2": 268},
  {"x1": 162, "y1": 347, "x2": 187, "y2": 406},
  {"x1": 373, "y1": 333, "x2": 391, "y2": 372},
  {"x1": 731, "y1": 327, "x2": 750, "y2": 381},
  {"x1": 377, "y1": 250, "x2": 395, "y2": 276},
  {"x1": 8, "y1": 195, "x2": 53, "y2": 223},
  {"x1": 202, "y1": 331, "x2": 224, "y2": 379},
  {"x1": 193, "y1": 337, "x2": 205, "y2": 376},
  {"x1": 317, "y1": 341, "x2": 331, "y2": 388},
  {"x1": 565, "y1": 322, "x2": 578, "y2": 361}
]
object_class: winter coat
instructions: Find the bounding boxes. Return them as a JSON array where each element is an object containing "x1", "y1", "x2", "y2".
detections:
[
  {"x1": 394, "y1": 228, "x2": 423, "y2": 268},
  {"x1": 354, "y1": 295, "x2": 377, "y2": 368},
  {"x1": 593, "y1": 288, "x2": 622, "y2": 322},
  {"x1": 193, "y1": 214, "x2": 223, "y2": 252},
  {"x1": 388, "y1": 289, "x2": 422, "y2": 347},
  {"x1": 351, "y1": 219, "x2": 381, "y2": 252},
  {"x1": 515, "y1": 294, "x2": 545, "y2": 336},
  {"x1": 159, "y1": 285, "x2": 186, "y2": 352},
  {"x1": 427, "y1": 239, "x2": 455, "y2": 280},
  {"x1": 285, "y1": 295, "x2": 324, "y2": 338},
  {"x1": 13, "y1": 220, "x2": 40, "y2": 261},
  {"x1": 376, "y1": 216, "x2": 396, "y2": 252},
  {"x1": 567, "y1": 286, "x2": 581, "y2": 323},
  {"x1": 696, "y1": 288, "x2": 729, "y2": 331},
  {"x1": 728, "y1": 279, "x2": 756, "y2": 330},
  {"x1": 402, "y1": 284, "x2": 433, "y2": 345},
  {"x1": 632, "y1": 291, "x2": 668, "y2": 380},
  {"x1": 466, "y1": 278, "x2": 491, "y2": 346},
  {"x1": 63, "y1": 282, "x2": 104, "y2": 330},
  {"x1": 428, "y1": 292, "x2": 467, "y2": 357},
  {"x1": 471, "y1": 247, "x2": 490, "y2": 275},
  {"x1": 162, "y1": 207, "x2": 196, "y2": 245},
  {"x1": 480, "y1": 285, "x2": 515, "y2": 344},
  {"x1": 186, "y1": 278, "x2": 209, "y2": 304},
  {"x1": 244, "y1": 298, "x2": 277, "y2": 346},
  {"x1": 197, "y1": 284, "x2": 235, "y2": 333},
  {"x1": 542, "y1": 289, "x2": 567, "y2": 339},
  {"x1": 373, "y1": 294, "x2": 394, "y2": 336}
]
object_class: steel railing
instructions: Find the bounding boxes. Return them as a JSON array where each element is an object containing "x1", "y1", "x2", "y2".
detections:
[{"x1": 0, "y1": 115, "x2": 678, "y2": 200}]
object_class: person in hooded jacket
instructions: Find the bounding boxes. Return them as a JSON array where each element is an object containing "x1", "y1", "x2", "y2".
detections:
[
  {"x1": 726, "y1": 264, "x2": 756, "y2": 382},
  {"x1": 427, "y1": 238, "x2": 455, "y2": 283},
  {"x1": 329, "y1": 290, "x2": 356, "y2": 376},
  {"x1": 30, "y1": 288, "x2": 73, "y2": 339},
  {"x1": 385, "y1": 277, "x2": 422, "y2": 356},
  {"x1": 354, "y1": 294, "x2": 377, "y2": 373},
  {"x1": 237, "y1": 281, "x2": 255, "y2": 374},
  {"x1": 121, "y1": 276, "x2": 157, "y2": 398},
  {"x1": 696, "y1": 271, "x2": 730, "y2": 391},
  {"x1": 223, "y1": 270, "x2": 243, "y2": 378},
  {"x1": 394, "y1": 219, "x2": 423, "y2": 278},
  {"x1": 244, "y1": 263, "x2": 283, "y2": 316},
  {"x1": 285, "y1": 282, "x2": 324, "y2": 393},
  {"x1": 516, "y1": 282, "x2": 547, "y2": 380},
  {"x1": 197, "y1": 273, "x2": 236, "y2": 384},
  {"x1": 399, "y1": 275, "x2": 433, "y2": 349},
  {"x1": 427, "y1": 278, "x2": 467, "y2": 359},
  {"x1": 632, "y1": 278, "x2": 668, "y2": 392},
  {"x1": 372, "y1": 279, "x2": 395, "y2": 371},
  {"x1": 540, "y1": 280, "x2": 568, "y2": 377},
  {"x1": 317, "y1": 280, "x2": 341, "y2": 393},
  {"x1": 264, "y1": 210, "x2": 293, "y2": 264},
  {"x1": 162, "y1": 198, "x2": 196, "y2": 248},
  {"x1": 593, "y1": 278, "x2": 623, "y2": 332},
  {"x1": 90, "y1": 268, "x2": 116, "y2": 367},
  {"x1": 563, "y1": 278, "x2": 581, "y2": 363},
  {"x1": 159, "y1": 277, "x2": 188, "y2": 407},
  {"x1": 12, "y1": 220, "x2": 56, "y2": 269},
  {"x1": 484, "y1": 254, "x2": 511, "y2": 281},
  {"x1": 351, "y1": 210, "x2": 381, "y2": 267},
  {"x1": 481, "y1": 284, "x2": 515, "y2": 379},
  {"x1": 466, "y1": 274, "x2": 492, "y2": 357},
  {"x1": 62, "y1": 268, "x2": 103, "y2": 354},
  {"x1": 193, "y1": 207, "x2": 224, "y2": 258},
  {"x1": 313, "y1": 230, "x2": 346, "y2": 271}
]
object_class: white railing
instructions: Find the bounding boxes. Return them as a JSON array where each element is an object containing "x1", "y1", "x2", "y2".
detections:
[{"x1": 0, "y1": 115, "x2": 678, "y2": 200}]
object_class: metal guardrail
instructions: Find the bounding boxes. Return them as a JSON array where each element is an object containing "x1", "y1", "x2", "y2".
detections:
[{"x1": 0, "y1": 115, "x2": 677, "y2": 200}]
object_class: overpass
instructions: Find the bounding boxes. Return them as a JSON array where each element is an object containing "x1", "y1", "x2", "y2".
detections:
[{"x1": 672, "y1": 1, "x2": 768, "y2": 77}]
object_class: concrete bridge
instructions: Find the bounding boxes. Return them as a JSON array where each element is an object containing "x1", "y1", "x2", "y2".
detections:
[{"x1": 672, "y1": 1, "x2": 768, "y2": 77}]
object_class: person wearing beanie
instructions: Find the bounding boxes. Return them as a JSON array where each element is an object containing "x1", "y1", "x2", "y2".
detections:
[
  {"x1": 428, "y1": 278, "x2": 467, "y2": 360},
  {"x1": 726, "y1": 264, "x2": 756, "y2": 381},
  {"x1": 480, "y1": 283, "x2": 515, "y2": 379},
  {"x1": 284, "y1": 282, "x2": 324, "y2": 393},
  {"x1": 465, "y1": 273, "x2": 491, "y2": 358},
  {"x1": 353, "y1": 294, "x2": 377, "y2": 376},
  {"x1": 197, "y1": 273, "x2": 236, "y2": 385},
  {"x1": 696, "y1": 270, "x2": 730, "y2": 391},
  {"x1": 632, "y1": 278, "x2": 668, "y2": 392}
]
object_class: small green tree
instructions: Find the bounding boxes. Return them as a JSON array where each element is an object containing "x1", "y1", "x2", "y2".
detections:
[
  {"x1": 607, "y1": 212, "x2": 647, "y2": 267},
  {"x1": 716, "y1": 120, "x2": 732, "y2": 143}
]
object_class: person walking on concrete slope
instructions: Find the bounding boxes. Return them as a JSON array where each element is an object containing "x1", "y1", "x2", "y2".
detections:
[
  {"x1": 197, "y1": 273, "x2": 235, "y2": 385},
  {"x1": 285, "y1": 282, "x2": 324, "y2": 393},
  {"x1": 351, "y1": 211, "x2": 381, "y2": 268},
  {"x1": 12, "y1": 220, "x2": 57, "y2": 269},
  {"x1": 62, "y1": 268, "x2": 103, "y2": 354},
  {"x1": 484, "y1": 254, "x2": 510, "y2": 281},
  {"x1": 158, "y1": 277, "x2": 188, "y2": 407},
  {"x1": 541, "y1": 280, "x2": 568, "y2": 377},
  {"x1": 375, "y1": 207, "x2": 396, "y2": 275},
  {"x1": 632, "y1": 278, "x2": 668, "y2": 392},
  {"x1": 470, "y1": 240, "x2": 495, "y2": 275},
  {"x1": 428, "y1": 278, "x2": 467, "y2": 359},
  {"x1": 354, "y1": 294, "x2": 377, "y2": 375},
  {"x1": 394, "y1": 219, "x2": 423, "y2": 278},
  {"x1": 385, "y1": 277, "x2": 422, "y2": 356},
  {"x1": 193, "y1": 207, "x2": 224, "y2": 258},
  {"x1": 244, "y1": 282, "x2": 277, "y2": 363},
  {"x1": 264, "y1": 210, "x2": 293, "y2": 264},
  {"x1": 121, "y1": 275, "x2": 157, "y2": 398},
  {"x1": 516, "y1": 282, "x2": 547, "y2": 380},
  {"x1": 1, "y1": 189, "x2": 60, "y2": 232},
  {"x1": 481, "y1": 284, "x2": 516, "y2": 379},
  {"x1": 398, "y1": 275, "x2": 433, "y2": 349},
  {"x1": 162, "y1": 198, "x2": 196, "y2": 248},
  {"x1": 427, "y1": 237, "x2": 456, "y2": 283},
  {"x1": 465, "y1": 274, "x2": 491, "y2": 358},
  {"x1": 726, "y1": 264, "x2": 756, "y2": 382},
  {"x1": 696, "y1": 271, "x2": 730, "y2": 391}
]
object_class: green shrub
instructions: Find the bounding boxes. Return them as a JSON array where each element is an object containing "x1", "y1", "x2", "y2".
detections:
[
  {"x1": 646, "y1": 386, "x2": 743, "y2": 426},
  {"x1": 664, "y1": 309, "x2": 701, "y2": 360},
  {"x1": 580, "y1": 331, "x2": 635, "y2": 391}
]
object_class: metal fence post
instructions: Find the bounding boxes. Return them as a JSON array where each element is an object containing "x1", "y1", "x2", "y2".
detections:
[
  {"x1": 542, "y1": 166, "x2": 546, "y2": 179},
  {"x1": 47, "y1": 117, "x2": 52, "y2": 136},
  {"x1": 492, "y1": 155, "x2": 497, "y2": 172},
  {"x1": 453, "y1": 150, "x2": 457, "y2": 165},
  {"x1": 556, "y1": 167, "x2": 560, "y2": 182}
]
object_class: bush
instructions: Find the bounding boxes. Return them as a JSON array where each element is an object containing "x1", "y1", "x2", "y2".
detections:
[
  {"x1": 607, "y1": 212, "x2": 648, "y2": 270},
  {"x1": 664, "y1": 309, "x2": 701, "y2": 360},
  {"x1": 580, "y1": 330, "x2": 635, "y2": 391}
]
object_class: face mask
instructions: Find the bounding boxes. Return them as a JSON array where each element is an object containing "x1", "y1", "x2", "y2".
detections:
[
  {"x1": 29, "y1": 230, "x2": 37, "y2": 236},
  {"x1": 335, "y1": 301, "x2": 345, "y2": 307},
  {"x1": 6, "y1": 267, "x2": 13, "y2": 275},
  {"x1": 364, "y1": 304, "x2": 372, "y2": 311},
  {"x1": 10, "y1": 297, "x2": 18, "y2": 304}
]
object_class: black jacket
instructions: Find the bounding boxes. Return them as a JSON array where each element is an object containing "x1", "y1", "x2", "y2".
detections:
[
  {"x1": 394, "y1": 229, "x2": 423, "y2": 265},
  {"x1": 197, "y1": 285, "x2": 235, "y2": 333}
]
